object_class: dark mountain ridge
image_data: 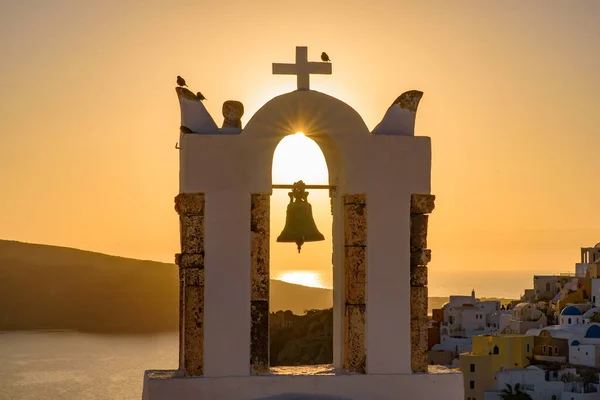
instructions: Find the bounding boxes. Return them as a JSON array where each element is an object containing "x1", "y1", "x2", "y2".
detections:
[
  {"x1": 0, "y1": 240, "x2": 512, "y2": 333},
  {"x1": 0, "y1": 240, "x2": 333, "y2": 332}
]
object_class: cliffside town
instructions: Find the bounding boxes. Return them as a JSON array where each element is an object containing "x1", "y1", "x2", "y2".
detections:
[{"x1": 428, "y1": 243, "x2": 600, "y2": 400}]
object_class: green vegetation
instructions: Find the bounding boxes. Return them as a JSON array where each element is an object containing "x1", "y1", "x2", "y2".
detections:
[
  {"x1": 270, "y1": 309, "x2": 333, "y2": 366},
  {"x1": 590, "y1": 312, "x2": 600, "y2": 323},
  {"x1": 499, "y1": 383, "x2": 533, "y2": 400}
]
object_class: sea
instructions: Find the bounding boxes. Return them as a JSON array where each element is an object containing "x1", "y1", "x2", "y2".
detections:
[{"x1": 0, "y1": 331, "x2": 178, "y2": 400}]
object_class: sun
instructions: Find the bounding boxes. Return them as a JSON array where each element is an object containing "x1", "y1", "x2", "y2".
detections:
[
  {"x1": 271, "y1": 132, "x2": 328, "y2": 185},
  {"x1": 276, "y1": 271, "x2": 326, "y2": 288}
]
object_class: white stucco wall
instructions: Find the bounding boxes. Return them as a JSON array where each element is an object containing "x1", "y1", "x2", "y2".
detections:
[
  {"x1": 484, "y1": 368, "x2": 563, "y2": 400},
  {"x1": 143, "y1": 370, "x2": 465, "y2": 400},
  {"x1": 569, "y1": 344, "x2": 600, "y2": 367},
  {"x1": 561, "y1": 389, "x2": 600, "y2": 400},
  {"x1": 371, "y1": 105, "x2": 416, "y2": 136},
  {"x1": 576, "y1": 263, "x2": 591, "y2": 278},
  {"x1": 178, "y1": 93, "x2": 219, "y2": 134}
]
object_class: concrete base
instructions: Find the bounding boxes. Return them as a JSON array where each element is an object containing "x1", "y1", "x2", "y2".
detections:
[{"x1": 142, "y1": 365, "x2": 464, "y2": 400}]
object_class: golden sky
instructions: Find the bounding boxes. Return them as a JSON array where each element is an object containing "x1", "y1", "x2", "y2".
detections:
[{"x1": 0, "y1": 1, "x2": 599, "y2": 298}]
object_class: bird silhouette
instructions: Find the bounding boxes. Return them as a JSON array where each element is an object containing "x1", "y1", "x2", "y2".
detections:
[
  {"x1": 177, "y1": 76, "x2": 187, "y2": 87},
  {"x1": 321, "y1": 52, "x2": 331, "y2": 62},
  {"x1": 196, "y1": 92, "x2": 206, "y2": 101},
  {"x1": 180, "y1": 125, "x2": 193, "y2": 133}
]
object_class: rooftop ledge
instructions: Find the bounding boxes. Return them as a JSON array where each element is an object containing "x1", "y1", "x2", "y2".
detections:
[
  {"x1": 143, "y1": 365, "x2": 464, "y2": 400},
  {"x1": 146, "y1": 364, "x2": 460, "y2": 380}
]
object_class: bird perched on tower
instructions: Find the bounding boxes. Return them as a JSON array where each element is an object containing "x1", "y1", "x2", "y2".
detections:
[
  {"x1": 196, "y1": 92, "x2": 206, "y2": 101},
  {"x1": 176, "y1": 76, "x2": 187, "y2": 87},
  {"x1": 321, "y1": 52, "x2": 331, "y2": 62}
]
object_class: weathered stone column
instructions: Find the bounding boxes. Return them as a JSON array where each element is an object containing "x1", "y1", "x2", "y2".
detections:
[
  {"x1": 343, "y1": 194, "x2": 367, "y2": 373},
  {"x1": 250, "y1": 193, "x2": 270, "y2": 374},
  {"x1": 410, "y1": 194, "x2": 435, "y2": 373},
  {"x1": 174, "y1": 193, "x2": 205, "y2": 377}
]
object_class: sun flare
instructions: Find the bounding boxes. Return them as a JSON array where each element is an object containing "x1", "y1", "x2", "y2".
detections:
[
  {"x1": 271, "y1": 132, "x2": 328, "y2": 185},
  {"x1": 276, "y1": 271, "x2": 327, "y2": 288}
]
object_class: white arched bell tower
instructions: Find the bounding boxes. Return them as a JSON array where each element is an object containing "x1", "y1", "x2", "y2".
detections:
[{"x1": 143, "y1": 46, "x2": 464, "y2": 400}]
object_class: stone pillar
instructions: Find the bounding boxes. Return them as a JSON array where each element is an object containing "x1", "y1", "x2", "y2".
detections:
[
  {"x1": 343, "y1": 194, "x2": 367, "y2": 373},
  {"x1": 178, "y1": 267, "x2": 184, "y2": 370},
  {"x1": 410, "y1": 194, "x2": 435, "y2": 373},
  {"x1": 250, "y1": 193, "x2": 270, "y2": 374},
  {"x1": 175, "y1": 193, "x2": 205, "y2": 377},
  {"x1": 222, "y1": 100, "x2": 244, "y2": 129}
]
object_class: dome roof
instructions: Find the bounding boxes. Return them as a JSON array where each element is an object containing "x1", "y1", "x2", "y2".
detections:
[
  {"x1": 572, "y1": 340, "x2": 581, "y2": 346},
  {"x1": 595, "y1": 242, "x2": 600, "y2": 249},
  {"x1": 585, "y1": 325, "x2": 600, "y2": 339},
  {"x1": 561, "y1": 306, "x2": 583, "y2": 316},
  {"x1": 513, "y1": 303, "x2": 532, "y2": 310}
]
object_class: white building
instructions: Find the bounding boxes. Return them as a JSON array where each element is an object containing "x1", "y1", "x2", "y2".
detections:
[
  {"x1": 504, "y1": 303, "x2": 548, "y2": 334},
  {"x1": 568, "y1": 341, "x2": 600, "y2": 368},
  {"x1": 484, "y1": 366, "x2": 563, "y2": 400},
  {"x1": 441, "y1": 290, "x2": 500, "y2": 339},
  {"x1": 484, "y1": 366, "x2": 600, "y2": 400},
  {"x1": 576, "y1": 244, "x2": 600, "y2": 278},
  {"x1": 486, "y1": 311, "x2": 512, "y2": 335}
]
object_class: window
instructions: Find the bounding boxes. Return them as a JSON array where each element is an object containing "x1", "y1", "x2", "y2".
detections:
[
  {"x1": 449, "y1": 316, "x2": 454, "y2": 324},
  {"x1": 526, "y1": 344, "x2": 530, "y2": 353},
  {"x1": 543, "y1": 345, "x2": 547, "y2": 354},
  {"x1": 554, "y1": 346, "x2": 558, "y2": 355},
  {"x1": 470, "y1": 381, "x2": 475, "y2": 389},
  {"x1": 569, "y1": 318, "x2": 572, "y2": 324},
  {"x1": 470, "y1": 364, "x2": 475, "y2": 372},
  {"x1": 493, "y1": 345, "x2": 499, "y2": 355}
]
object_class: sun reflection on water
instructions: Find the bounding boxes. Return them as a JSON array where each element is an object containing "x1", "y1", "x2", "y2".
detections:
[{"x1": 275, "y1": 271, "x2": 329, "y2": 289}]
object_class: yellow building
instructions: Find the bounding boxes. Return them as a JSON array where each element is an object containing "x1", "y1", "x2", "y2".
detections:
[
  {"x1": 459, "y1": 335, "x2": 534, "y2": 400},
  {"x1": 556, "y1": 278, "x2": 591, "y2": 312}
]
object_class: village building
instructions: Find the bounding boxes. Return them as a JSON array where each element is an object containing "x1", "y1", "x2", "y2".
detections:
[
  {"x1": 483, "y1": 366, "x2": 600, "y2": 400},
  {"x1": 503, "y1": 303, "x2": 548, "y2": 335},
  {"x1": 459, "y1": 335, "x2": 534, "y2": 400},
  {"x1": 577, "y1": 244, "x2": 600, "y2": 278},
  {"x1": 441, "y1": 290, "x2": 501, "y2": 340}
]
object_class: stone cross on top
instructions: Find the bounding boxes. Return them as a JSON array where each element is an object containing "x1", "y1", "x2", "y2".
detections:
[{"x1": 272, "y1": 46, "x2": 332, "y2": 90}]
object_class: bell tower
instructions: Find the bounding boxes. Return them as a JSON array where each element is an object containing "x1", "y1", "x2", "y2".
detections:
[{"x1": 143, "y1": 46, "x2": 464, "y2": 400}]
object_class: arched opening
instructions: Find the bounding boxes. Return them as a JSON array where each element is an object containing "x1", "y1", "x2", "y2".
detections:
[{"x1": 269, "y1": 132, "x2": 333, "y2": 367}]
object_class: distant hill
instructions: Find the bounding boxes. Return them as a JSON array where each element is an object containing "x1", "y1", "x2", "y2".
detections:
[
  {"x1": 0, "y1": 240, "x2": 513, "y2": 333},
  {"x1": 0, "y1": 240, "x2": 333, "y2": 332}
]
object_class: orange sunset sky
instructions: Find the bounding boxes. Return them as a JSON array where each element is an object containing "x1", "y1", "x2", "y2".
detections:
[{"x1": 0, "y1": 1, "x2": 598, "y2": 298}]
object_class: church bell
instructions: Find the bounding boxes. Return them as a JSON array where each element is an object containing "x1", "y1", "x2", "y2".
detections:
[{"x1": 277, "y1": 180, "x2": 325, "y2": 253}]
